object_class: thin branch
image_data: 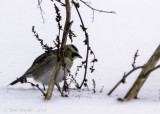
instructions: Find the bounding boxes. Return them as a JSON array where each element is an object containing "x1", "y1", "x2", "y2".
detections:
[
  {"x1": 132, "y1": 50, "x2": 139, "y2": 68},
  {"x1": 38, "y1": 0, "x2": 45, "y2": 23},
  {"x1": 68, "y1": 29, "x2": 76, "y2": 42},
  {"x1": 100, "y1": 86, "x2": 104, "y2": 93},
  {"x1": 145, "y1": 64, "x2": 160, "y2": 75},
  {"x1": 72, "y1": 0, "x2": 90, "y2": 89},
  {"x1": 90, "y1": 48, "x2": 98, "y2": 73},
  {"x1": 79, "y1": 0, "x2": 116, "y2": 14},
  {"x1": 108, "y1": 66, "x2": 144, "y2": 96},
  {"x1": 52, "y1": 0, "x2": 66, "y2": 6},
  {"x1": 56, "y1": 83, "x2": 68, "y2": 97},
  {"x1": 54, "y1": 3, "x2": 62, "y2": 61},
  {"x1": 108, "y1": 50, "x2": 141, "y2": 95},
  {"x1": 67, "y1": 69, "x2": 80, "y2": 88},
  {"x1": 92, "y1": 79, "x2": 96, "y2": 93},
  {"x1": 32, "y1": 26, "x2": 53, "y2": 52},
  {"x1": 26, "y1": 81, "x2": 46, "y2": 96},
  {"x1": 18, "y1": 78, "x2": 46, "y2": 96},
  {"x1": 122, "y1": 45, "x2": 160, "y2": 102}
]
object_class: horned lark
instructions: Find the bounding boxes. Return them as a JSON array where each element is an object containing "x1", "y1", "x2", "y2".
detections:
[{"x1": 9, "y1": 44, "x2": 82, "y2": 86}]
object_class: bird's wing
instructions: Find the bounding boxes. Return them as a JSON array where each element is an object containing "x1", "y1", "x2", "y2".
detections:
[
  {"x1": 23, "y1": 50, "x2": 58, "y2": 76},
  {"x1": 32, "y1": 50, "x2": 57, "y2": 65}
]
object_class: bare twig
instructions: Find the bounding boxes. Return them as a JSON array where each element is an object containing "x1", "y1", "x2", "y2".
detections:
[
  {"x1": 51, "y1": 0, "x2": 65, "y2": 6},
  {"x1": 75, "y1": 61, "x2": 85, "y2": 77},
  {"x1": 109, "y1": 45, "x2": 160, "y2": 101},
  {"x1": 54, "y1": 3, "x2": 62, "y2": 34},
  {"x1": 145, "y1": 64, "x2": 160, "y2": 75},
  {"x1": 92, "y1": 79, "x2": 96, "y2": 93},
  {"x1": 32, "y1": 26, "x2": 53, "y2": 52},
  {"x1": 56, "y1": 83, "x2": 68, "y2": 97},
  {"x1": 67, "y1": 69, "x2": 80, "y2": 88},
  {"x1": 132, "y1": 50, "x2": 139, "y2": 68},
  {"x1": 68, "y1": 29, "x2": 76, "y2": 43},
  {"x1": 38, "y1": 0, "x2": 45, "y2": 23},
  {"x1": 100, "y1": 86, "x2": 104, "y2": 93},
  {"x1": 108, "y1": 66, "x2": 144, "y2": 96},
  {"x1": 108, "y1": 50, "x2": 141, "y2": 95},
  {"x1": 18, "y1": 78, "x2": 46, "y2": 96},
  {"x1": 26, "y1": 81, "x2": 46, "y2": 96},
  {"x1": 79, "y1": 0, "x2": 116, "y2": 14},
  {"x1": 122, "y1": 45, "x2": 160, "y2": 102},
  {"x1": 54, "y1": 3, "x2": 62, "y2": 61},
  {"x1": 90, "y1": 48, "x2": 98, "y2": 73}
]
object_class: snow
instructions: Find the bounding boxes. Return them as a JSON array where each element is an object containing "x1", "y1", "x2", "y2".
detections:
[{"x1": 1, "y1": 0, "x2": 160, "y2": 114}]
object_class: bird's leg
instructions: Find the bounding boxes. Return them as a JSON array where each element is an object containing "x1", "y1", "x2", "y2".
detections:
[
  {"x1": 43, "y1": 83, "x2": 46, "y2": 91},
  {"x1": 56, "y1": 83, "x2": 68, "y2": 97},
  {"x1": 63, "y1": 80, "x2": 69, "y2": 92},
  {"x1": 56, "y1": 83, "x2": 62, "y2": 93},
  {"x1": 61, "y1": 78, "x2": 69, "y2": 97}
]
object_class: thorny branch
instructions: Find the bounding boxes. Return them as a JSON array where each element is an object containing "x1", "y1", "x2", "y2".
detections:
[
  {"x1": 32, "y1": 26, "x2": 53, "y2": 52},
  {"x1": 53, "y1": 3, "x2": 62, "y2": 61},
  {"x1": 72, "y1": 0, "x2": 98, "y2": 89},
  {"x1": 72, "y1": 0, "x2": 89, "y2": 89},
  {"x1": 90, "y1": 49, "x2": 98, "y2": 73},
  {"x1": 132, "y1": 50, "x2": 139, "y2": 68}
]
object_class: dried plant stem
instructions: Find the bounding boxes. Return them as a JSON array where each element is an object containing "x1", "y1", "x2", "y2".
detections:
[
  {"x1": 79, "y1": 44, "x2": 89, "y2": 88},
  {"x1": 122, "y1": 45, "x2": 160, "y2": 102},
  {"x1": 146, "y1": 64, "x2": 160, "y2": 75},
  {"x1": 72, "y1": 0, "x2": 90, "y2": 89},
  {"x1": 26, "y1": 81, "x2": 46, "y2": 96},
  {"x1": 109, "y1": 45, "x2": 160, "y2": 101},
  {"x1": 38, "y1": 0, "x2": 45, "y2": 23},
  {"x1": 79, "y1": 0, "x2": 115, "y2": 14},
  {"x1": 45, "y1": 0, "x2": 71, "y2": 100},
  {"x1": 108, "y1": 66, "x2": 144, "y2": 96},
  {"x1": 54, "y1": 0, "x2": 65, "y2": 6}
]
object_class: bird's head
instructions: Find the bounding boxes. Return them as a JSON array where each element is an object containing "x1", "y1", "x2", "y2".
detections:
[{"x1": 65, "y1": 45, "x2": 82, "y2": 61}]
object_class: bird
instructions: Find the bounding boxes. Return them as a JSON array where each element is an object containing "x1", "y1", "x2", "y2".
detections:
[{"x1": 9, "y1": 44, "x2": 82, "y2": 86}]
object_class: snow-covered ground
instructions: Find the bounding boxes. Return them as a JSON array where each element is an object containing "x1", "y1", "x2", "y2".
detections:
[{"x1": 1, "y1": 0, "x2": 160, "y2": 114}]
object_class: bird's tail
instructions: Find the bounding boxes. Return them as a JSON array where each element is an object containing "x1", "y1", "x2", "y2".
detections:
[{"x1": 9, "y1": 76, "x2": 26, "y2": 85}]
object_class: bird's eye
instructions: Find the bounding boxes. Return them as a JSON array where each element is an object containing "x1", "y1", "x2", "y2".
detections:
[
  {"x1": 67, "y1": 48, "x2": 71, "y2": 52},
  {"x1": 71, "y1": 52, "x2": 75, "y2": 58}
]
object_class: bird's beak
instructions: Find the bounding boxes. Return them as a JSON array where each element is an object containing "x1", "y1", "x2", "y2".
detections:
[{"x1": 77, "y1": 54, "x2": 82, "y2": 59}]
